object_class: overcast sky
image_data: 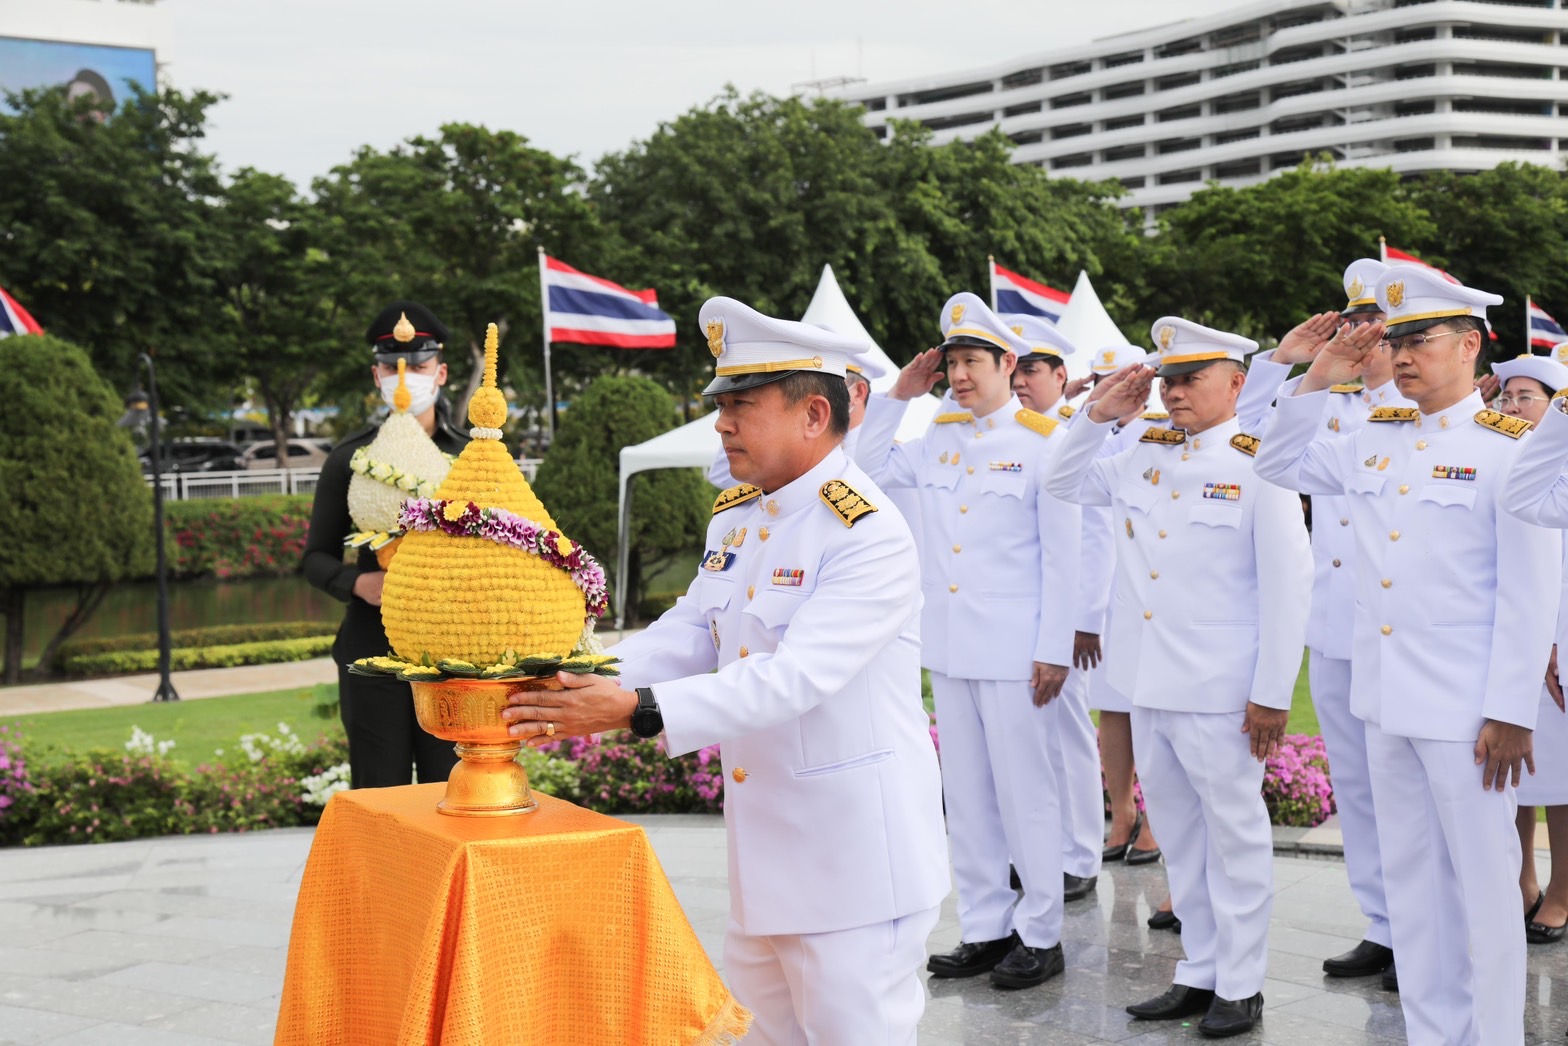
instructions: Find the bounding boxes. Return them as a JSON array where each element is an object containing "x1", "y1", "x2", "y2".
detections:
[{"x1": 164, "y1": 0, "x2": 1235, "y2": 190}]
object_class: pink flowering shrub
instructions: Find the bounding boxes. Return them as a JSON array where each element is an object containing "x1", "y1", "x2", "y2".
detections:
[
  {"x1": 0, "y1": 725, "x2": 38, "y2": 846},
  {"x1": 531, "y1": 733, "x2": 725, "y2": 814},
  {"x1": 1262, "y1": 732, "x2": 1336, "y2": 828}
]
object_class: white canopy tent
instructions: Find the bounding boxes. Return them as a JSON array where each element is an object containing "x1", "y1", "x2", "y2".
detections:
[{"x1": 613, "y1": 265, "x2": 940, "y2": 626}]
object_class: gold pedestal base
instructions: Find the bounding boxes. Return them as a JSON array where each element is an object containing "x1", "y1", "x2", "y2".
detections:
[{"x1": 410, "y1": 677, "x2": 562, "y2": 817}]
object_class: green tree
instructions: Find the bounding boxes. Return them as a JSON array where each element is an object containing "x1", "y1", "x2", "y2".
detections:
[
  {"x1": 0, "y1": 86, "x2": 230, "y2": 411},
  {"x1": 214, "y1": 169, "x2": 343, "y2": 459},
  {"x1": 532, "y1": 376, "x2": 709, "y2": 620},
  {"x1": 305, "y1": 124, "x2": 608, "y2": 436},
  {"x1": 1408, "y1": 163, "x2": 1568, "y2": 361},
  {"x1": 0, "y1": 334, "x2": 154, "y2": 683},
  {"x1": 1143, "y1": 158, "x2": 1436, "y2": 342}
]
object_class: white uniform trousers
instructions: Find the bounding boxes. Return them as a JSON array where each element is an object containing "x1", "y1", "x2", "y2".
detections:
[
  {"x1": 724, "y1": 904, "x2": 940, "y2": 1046},
  {"x1": 930, "y1": 671, "x2": 1064, "y2": 948},
  {"x1": 1365, "y1": 723, "x2": 1524, "y2": 1046},
  {"x1": 1053, "y1": 669, "x2": 1103, "y2": 879},
  {"x1": 1133, "y1": 707, "x2": 1273, "y2": 999},
  {"x1": 1308, "y1": 651, "x2": 1392, "y2": 948}
]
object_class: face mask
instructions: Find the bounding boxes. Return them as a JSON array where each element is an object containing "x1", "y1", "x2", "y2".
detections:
[{"x1": 379, "y1": 371, "x2": 440, "y2": 416}]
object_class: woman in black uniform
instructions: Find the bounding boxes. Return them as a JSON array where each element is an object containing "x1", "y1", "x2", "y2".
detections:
[{"x1": 302, "y1": 301, "x2": 469, "y2": 787}]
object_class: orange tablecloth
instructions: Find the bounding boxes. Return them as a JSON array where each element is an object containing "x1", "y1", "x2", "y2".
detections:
[{"x1": 274, "y1": 784, "x2": 749, "y2": 1046}]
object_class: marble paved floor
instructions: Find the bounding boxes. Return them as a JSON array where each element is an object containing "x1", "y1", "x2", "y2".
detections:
[{"x1": 1, "y1": 817, "x2": 1567, "y2": 1044}]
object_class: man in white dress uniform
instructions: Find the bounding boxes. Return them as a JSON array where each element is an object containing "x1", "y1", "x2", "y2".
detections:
[
  {"x1": 503, "y1": 297, "x2": 950, "y2": 1044},
  {"x1": 855, "y1": 292, "x2": 1083, "y2": 990},
  {"x1": 1256, "y1": 267, "x2": 1560, "y2": 1046},
  {"x1": 1005, "y1": 313, "x2": 1104, "y2": 903},
  {"x1": 1048, "y1": 318, "x2": 1311, "y2": 1038},
  {"x1": 1234, "y1": 259, "x2": 1407, "y2": 985}
]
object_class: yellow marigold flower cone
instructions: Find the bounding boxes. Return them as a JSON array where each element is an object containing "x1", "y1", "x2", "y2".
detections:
[{"x1": 381, "y1": 324, "x2": 587, "y2": 666}]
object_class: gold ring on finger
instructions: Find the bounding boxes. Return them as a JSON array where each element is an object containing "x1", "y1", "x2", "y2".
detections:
[{"x1": 545, "y1": 721, "x2": 555, "y2": 737}]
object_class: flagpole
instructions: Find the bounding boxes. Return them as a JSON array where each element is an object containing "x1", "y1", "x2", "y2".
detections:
[
  {"x1": 988, "y1": 254, "x2": 997, "y2": 311},
  {"x1": 537, "y1": 247, "x2": 556, "y2": 441},
  {"x1": 1378, "y1": 236, "x2": 1387, "y2": 264},
  {"x1": 1527, "y1": 295, "x2": 1533, "y2": 356}
]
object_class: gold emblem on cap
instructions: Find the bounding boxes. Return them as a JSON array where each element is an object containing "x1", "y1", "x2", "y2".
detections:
[
  {"x1": 1347, "y1": 276, "x2": 1365, "y2": 300},
  {"x1": 1557, "y1": 344, "x2": 1568, "y2": 363},
  {"x1": 706, "y1": 320, "x2": 725, "y2": 358},
  {"x1": 1386, "y1": 280, "x2": 1405, "y2": 309},
  {"x1": 1010, "y1": 324, "x2": 1024, "y2": 336},
  {"x1": 951, "y1": 303, "x2": 966, "y2": 326},
  {"x1": 392, "y1": 312, "x2": 417, "y2": 344},
  {"x1": 1158, "y1": 325, "x2": 1175, "y2": 350},
  {"x1": 1104, "y1": 350, "x2": 1116, "y2": 365}
]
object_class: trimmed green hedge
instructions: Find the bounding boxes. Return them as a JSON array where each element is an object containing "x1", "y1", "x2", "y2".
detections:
[
  {"x1": 164, "y1": 495, "x2": 312, "y2": 580},
  {"x1": 53, "y1": 621, "x2": 333, "y2": 672},
  {"x1": 61, "y1": 636, "x2": 335, "y2": 677}
]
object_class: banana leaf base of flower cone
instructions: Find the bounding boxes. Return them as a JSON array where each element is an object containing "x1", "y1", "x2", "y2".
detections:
[{"x1": 374, "y1": 537, "x2": 402, "y2": 571}]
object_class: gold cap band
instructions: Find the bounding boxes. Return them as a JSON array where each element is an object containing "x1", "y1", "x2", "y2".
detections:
[
  {"x1": 714, "y1": 356, "x2": 825, "y2": 377},
  {"x1": 1159, "y1": 350, "x2": 1232, "y2": 366},
  {"x1": 1388, "y1": 307, "x2": 1473, "y2": 326}
]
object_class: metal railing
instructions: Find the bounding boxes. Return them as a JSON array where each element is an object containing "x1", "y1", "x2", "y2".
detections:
[{"x1": 144, "y1": 460, "x2": 544, "y2": 501}]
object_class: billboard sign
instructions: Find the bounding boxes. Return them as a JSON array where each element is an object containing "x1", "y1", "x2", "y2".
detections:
[{"x1": 0, "y1": 36, "x2": 157, "y2": 115}]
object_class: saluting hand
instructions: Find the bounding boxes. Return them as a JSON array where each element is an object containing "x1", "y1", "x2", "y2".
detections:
[
  {"x1": 1301, "y1": 320, "x2": 1384, "y2": 391},
  {"x1": 1087, "y1": 365, "x2": 1157, "y2": 423},
  {"x1": 1031, "y1": 662, "x2": 1068, "y2": 708},
  {"x1": 1063, "y1": 374, "x2": 1094, "y2": 401},
  {"x1": 1242, "y1": 702, "x2": 1288, "y2": 762},
  {"x1": 890, "y1": 348, "x2": 945, "y2": 401},
  {"x1": 1476, "y1": 372, "x2": 1502, "y2": 405},
  {"x1": 1476, "y1": 719, "x2": 1535, "y2": 791},
  {"x1": 1274, "y1": 312, "x2": 1342, "y2": 365}
]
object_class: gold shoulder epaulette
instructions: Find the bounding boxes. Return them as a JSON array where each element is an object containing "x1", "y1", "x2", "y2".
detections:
[
  {"x1": 819, "y1": 479, "x2": 877, "y2": 528},
  {"x1": 1330, "y1": 383, "x2": 1365, "y2": 394},
  {"x1": 1230, "y1": 433, "x2": 1260, "y2": 457},
  {"x1": 1140, "y1": 427, "x2": 1187, "y2": 446},
  {"x1": 1015, "y1": 409, "x2": 1058, "y2": 438},
  {"x1": 713, "y1": 483, "x2": 761, "y2": 515},
  {"x1": 1368, "y1": 407, "x2": 1420, "y2": 422},
  {"x1": 1474, "y1": 409, "x2": 1532, "y2": 439},
  {"x1": 1140, "y1": 411, "x2": 1169, "y2": 421},
  {"x1": 934, "y1": 412, "x2": 973, "y2": 424},
  {"x1": 1056, "y1": 404, "x2": 1076, "y2": 420}
]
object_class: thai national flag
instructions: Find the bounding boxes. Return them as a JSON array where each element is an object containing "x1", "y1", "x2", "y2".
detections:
[
  {"x1": 0, "y1": 287, "x2": 43, "y2": 339},
  {"x1": 1530, "y1": 298, "x2": 1566, "y2": 350},
  {"x1": 541, "y1": 255, "x2": 675, "y2": 349},
  {"x1": 991, "y1": 261, "x2": 1070, "y2": 322}
]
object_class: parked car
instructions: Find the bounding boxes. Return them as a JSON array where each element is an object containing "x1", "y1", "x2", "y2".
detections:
[
  {"x1": 138, "y1": 440, "x2": 244, "y2": 475},
  {"x1": 239, "y1": 438, "x2": 333, "y2": 471}
]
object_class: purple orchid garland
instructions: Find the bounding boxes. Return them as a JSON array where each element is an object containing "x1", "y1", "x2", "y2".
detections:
[{"x1": 398, "y1": 498, "x2": 609, "y2": 620}]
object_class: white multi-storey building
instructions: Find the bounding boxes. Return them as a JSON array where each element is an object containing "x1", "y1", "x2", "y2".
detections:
[{"x1": 835, "y1": 0, "x2": 1568, "y2": 218}]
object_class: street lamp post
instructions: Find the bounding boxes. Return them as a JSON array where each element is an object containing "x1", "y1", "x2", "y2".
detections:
[{"x1": 120, "y1": 354, "x2": 180, "y2": 702}]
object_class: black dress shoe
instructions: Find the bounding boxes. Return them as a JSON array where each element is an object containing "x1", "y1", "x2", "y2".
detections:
[
  {"x1": 1381, "y1": 963, "x2": 1398, "y2": 992},
  {"x1": 1064, "y1": 873, "x2": 1098, "y2": 902},
  {"x1": 1127, "y1": 983, "x2": 1215, "y2": 1020},
  {"x1": 1103, "y1": 810, "x2": 1144, "y2": 862},
  {"x1": 1126, "y1": 845, "x2": 1163, "y2": 866},
  {"x1": 989, "y1": 941, "x2": 1065, "y2": 989},
  {"x1": 1527, "y1": 917, "x2": 1567, "y2": 944},
  {"x1": 1322, "y1": 940, "x2": 1393, "y2": 977},
  {"x1": 926, "y1": 934, "x2": 1017, "y2": 978},
  {"x1": 1198, "y1": 993, "x2": 1264, "y2": 1038},
  {"x1": 1147, "y1": 909, "x2": 1180, "y2": 932},
  {"x1": 1527, "y1": 891, "x2": 1546, "y2": 925}
]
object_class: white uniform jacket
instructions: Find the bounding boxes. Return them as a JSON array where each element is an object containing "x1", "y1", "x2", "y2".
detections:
[
  {"x1": 1256, "y1": 389, "x2": 1560, "y2": 740},
  {"x1": 1046, "y1": 413, "x2": 1311, "y2": 713},
  {"x1": 609, "y1": 447, "x2": 950, "y2": 938},
  {"x1": 1238, "y1": 354, "x2": 1416, "y2": 661},
  {"x1": 853, "y1": 393, "x2": 1082, "y2": 680}
]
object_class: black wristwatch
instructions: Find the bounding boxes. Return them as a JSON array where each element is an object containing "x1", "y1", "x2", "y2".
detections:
[{"x1": 630, "y1": 687, "x2": 664, "y2": 739}]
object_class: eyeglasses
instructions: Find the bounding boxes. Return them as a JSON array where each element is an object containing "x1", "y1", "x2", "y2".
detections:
[
  {"x1": 1494, "y1": 393, "x2": 1550, "y2": 410},
  {"x1": 1385, "y1": 330, "x2": 1466, "y2": 354}
]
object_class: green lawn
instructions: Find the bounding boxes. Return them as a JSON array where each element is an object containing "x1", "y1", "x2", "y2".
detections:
[{"x1": 5, "y1": 685, "x2": 343, "y2": 767}]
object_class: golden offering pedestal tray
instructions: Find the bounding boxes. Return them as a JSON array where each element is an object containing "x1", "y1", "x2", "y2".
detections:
[{"x1": 410, "y1": 677, "x2": 562, "y2": 817}]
